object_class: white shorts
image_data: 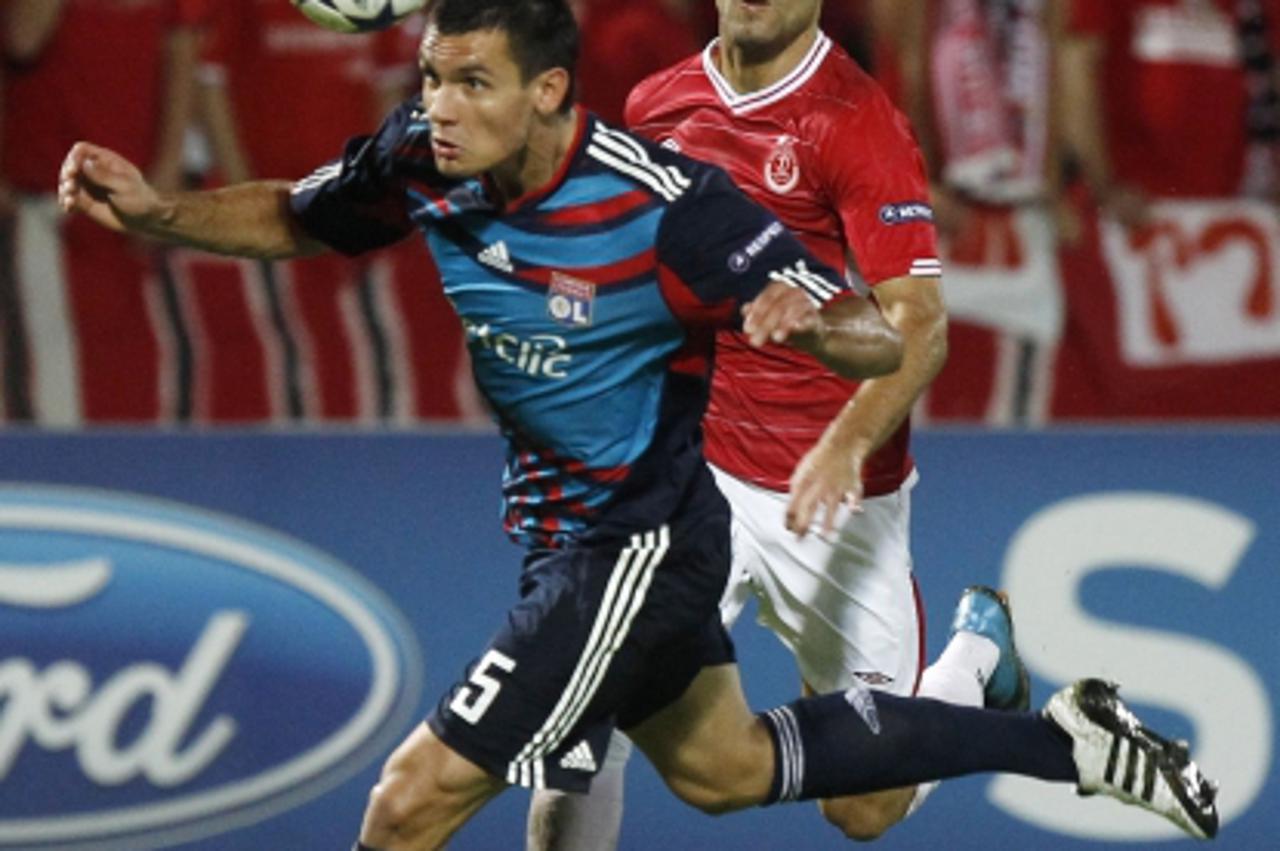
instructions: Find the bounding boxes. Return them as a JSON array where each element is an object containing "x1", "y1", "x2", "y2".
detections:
[{"x1": 713, "y1": 464, "x2": 923, "y2": 697}]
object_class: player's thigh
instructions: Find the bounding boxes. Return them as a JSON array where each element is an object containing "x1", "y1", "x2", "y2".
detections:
[
  {"x1": 626, "y1": 663, "x2": 773, "y2": 814},
  {"x1": 715, "y1": 467, "x2": 923, "y2": 697}
]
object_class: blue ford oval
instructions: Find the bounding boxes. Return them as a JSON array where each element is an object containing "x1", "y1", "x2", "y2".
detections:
[{"x1": 0, "y1": 485, "x2": 423, "y2": 848}]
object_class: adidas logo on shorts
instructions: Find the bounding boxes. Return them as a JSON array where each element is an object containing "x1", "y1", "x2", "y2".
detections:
[
  {"x1": 558, "y1": 740, "x2": 598, "y2": 773},
  {"x1": 478, "y1": 240, "x2": 514, "y2": 273}
]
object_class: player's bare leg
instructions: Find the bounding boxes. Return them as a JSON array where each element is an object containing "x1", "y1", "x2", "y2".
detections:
[
  {"x1": 627, "y1": 664, "x2": 775, "y2": 813},
  {"x1": 356, "y1": 723, "x2": 506, "y2": 851}
]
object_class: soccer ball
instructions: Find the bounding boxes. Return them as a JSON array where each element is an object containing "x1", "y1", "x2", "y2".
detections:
[{"x1": 290, "y1": 0, "x2": 427, "y2": 34}]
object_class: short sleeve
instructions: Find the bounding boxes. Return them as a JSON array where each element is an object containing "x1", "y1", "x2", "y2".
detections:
[
  {"x1": 288, "y1": 99, "x2": 421, "y2": 255},
  {"x1": 819, "y1": 92, "x2": 940, "y2": 286},
  {"x1": 656, "y1": 164, "x2": 850, "y2": 327}
]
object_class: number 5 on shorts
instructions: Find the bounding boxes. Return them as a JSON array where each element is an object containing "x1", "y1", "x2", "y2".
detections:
[{"x1": 450, "y1": 649, "x2": 516, "y2": 724}]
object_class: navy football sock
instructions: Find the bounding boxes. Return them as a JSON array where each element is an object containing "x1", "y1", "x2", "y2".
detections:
[{"x1": 760, "y1": 689, "x2": 1077, "y2": 803}]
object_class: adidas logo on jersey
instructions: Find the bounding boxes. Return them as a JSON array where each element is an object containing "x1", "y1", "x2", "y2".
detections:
[
  {"x1": 558, "y1": 740, "x2": 597, "y2": 773},
  {"x1": 478, "y1": 240, "x2": 514, "y2": 273}
]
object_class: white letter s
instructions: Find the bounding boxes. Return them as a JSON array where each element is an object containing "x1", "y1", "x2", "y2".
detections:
[{"x1": 988, "y1": 492, "x2": 1271, "y2": 840}]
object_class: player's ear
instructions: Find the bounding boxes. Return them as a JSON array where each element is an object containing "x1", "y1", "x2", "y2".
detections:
[{"x1": 531, "y1": 66, "x2": 571, "y2": 117}]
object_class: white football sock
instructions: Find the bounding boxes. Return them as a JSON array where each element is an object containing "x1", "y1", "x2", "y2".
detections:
[
  {"x1": 919, "y1": 631, "x2": 999, "y2": 707},
  {"x1": 901, "y1": 631, "x2": 1000, "y2": 817}
]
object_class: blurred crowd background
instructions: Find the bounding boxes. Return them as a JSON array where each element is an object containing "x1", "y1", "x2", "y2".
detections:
[{"x1": 4, "y1": 0, "x2": 1280, "y2": 428}]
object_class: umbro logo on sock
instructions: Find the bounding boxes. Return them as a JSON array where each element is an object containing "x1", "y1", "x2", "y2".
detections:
[
  {"x1": 559, "y1": 740, "x2": 597, "y2": 773},
  {"x1": 478, "y1": 240, "x2": 514, "y2": 272}
]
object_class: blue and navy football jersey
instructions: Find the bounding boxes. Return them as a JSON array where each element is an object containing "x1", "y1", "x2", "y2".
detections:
[{"x1": 290, "y1": 100, "x2": 850, "y2": 547}]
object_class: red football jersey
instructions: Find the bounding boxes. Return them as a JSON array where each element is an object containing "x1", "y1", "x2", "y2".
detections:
[
  {"x1": 1070, "y1": 0, "x2": 1280, "y2": 198},
  {"x1": 626, "y1": 33, "x2": 940, "y2": 496}
]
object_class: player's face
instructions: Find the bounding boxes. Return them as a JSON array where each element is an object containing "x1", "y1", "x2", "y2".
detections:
[
  {"x1": 716, "y1": 0, "x2": 822, "y2": 54},
  {"x1": 419, "y1": 26, "x2": 541, "y2": 178}
]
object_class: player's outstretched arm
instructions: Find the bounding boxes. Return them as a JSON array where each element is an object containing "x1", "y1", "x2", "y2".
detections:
[
  {"x1": 58, "y1": 141, "x2": 325, "y2": 260},
  {"x1": 743, "y1": 281, "x2": 903, "y2": 380}
]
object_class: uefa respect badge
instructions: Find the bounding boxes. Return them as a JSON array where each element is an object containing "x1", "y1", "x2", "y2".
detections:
[{"x1": 548, "y1": 272, "x2": 596, "y2": 328}]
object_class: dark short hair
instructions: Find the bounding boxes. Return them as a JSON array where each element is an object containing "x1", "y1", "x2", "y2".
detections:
[{"x1": 429, "y1": 0, "x2": 579, "y2": 113}]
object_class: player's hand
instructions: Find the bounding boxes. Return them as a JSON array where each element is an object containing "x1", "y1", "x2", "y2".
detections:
[
  {"x1": 786, "y1": 438, "x2": 865, "y2": 537},
  {"x1": 58, "y1": 142, "x2": 163, "y2": 233},
  {"x1": 742, "y1": 280, "x2": 822, "y2": 349}
]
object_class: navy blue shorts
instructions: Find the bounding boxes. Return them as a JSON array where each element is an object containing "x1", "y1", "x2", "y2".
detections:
[{"x1": 427, "y1": 496, "x2": 736, "y2": 792}]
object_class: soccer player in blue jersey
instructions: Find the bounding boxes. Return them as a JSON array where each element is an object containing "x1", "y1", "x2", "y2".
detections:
[{"x1": 58, "y1": 1, "x2": 1218, "y2": 848}]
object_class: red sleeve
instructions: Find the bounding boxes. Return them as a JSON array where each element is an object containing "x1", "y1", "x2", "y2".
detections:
[
  {"x1": 1068, "y1": 0, "x2": 1110, "y2": 36},
  {"x1": 819, "y1": 90, "x2": 940, "y2": 286}
]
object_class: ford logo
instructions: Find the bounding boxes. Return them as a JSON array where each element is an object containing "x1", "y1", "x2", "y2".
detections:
[{"x1": 0, "y1": 486, "x2": 423, "y2": 848}]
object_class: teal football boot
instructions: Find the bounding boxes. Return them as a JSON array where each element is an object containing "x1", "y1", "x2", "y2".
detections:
[{"x1": 950, "y1": 585, "x2": 1031, "y2": 711}]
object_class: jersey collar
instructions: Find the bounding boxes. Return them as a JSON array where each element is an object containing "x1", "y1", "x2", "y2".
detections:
[
  {"x1": 702, "y1": 31, "x2": 832, "y2": 115},
  {"x1": 493, "y1": 107, "x2": 590, "y2": 214}
]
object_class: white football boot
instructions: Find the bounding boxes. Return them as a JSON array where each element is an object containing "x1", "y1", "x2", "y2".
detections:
[{"x1": 1043, "y1": 678, "x2": 1219, "y2": 840}]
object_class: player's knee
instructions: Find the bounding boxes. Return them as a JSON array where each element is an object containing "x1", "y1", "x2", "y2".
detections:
[
  {"x1": 363, "y1": 767, "x2": 424, "y2": 840},
  {"x1": 667, "y1": 776, "x2": 745, "y2": 816},
  {"x1": 660, "y1": 759, "x2": 768, "y2": 816},
  {"x1": 655, "y1": 749, "x2": 767, "y2": 814},
  {"x1": 817, "y1": 792, "x2": 910, "y2": 842},
  {"x1": 362, "y1": 734, "x2": 493, "y2": 842}
]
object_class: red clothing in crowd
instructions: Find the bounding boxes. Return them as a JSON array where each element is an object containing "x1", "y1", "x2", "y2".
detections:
[
  {"x1": 200, "y1": 0, "x2": 416, "y2": 178},
  {"x1": 1070, "y1": 0, "x2": 1280, "y2": 197},
  {"x1": 577, "y1": 0, "x2": 704, "y2": 124},
  {"x1": 1, "y1": 0, "x2": 208, "y2": 423},
  {"x1": 193, "y1": 5, "x2": 475, "y2": 423},
  {"x1": 3, "y1": 0, "x2": 206, "y2": 192}
]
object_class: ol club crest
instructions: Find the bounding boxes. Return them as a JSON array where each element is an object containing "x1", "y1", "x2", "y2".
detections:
[{"x1": 548, "y1": 272, "x2": 596, "y2": 327}]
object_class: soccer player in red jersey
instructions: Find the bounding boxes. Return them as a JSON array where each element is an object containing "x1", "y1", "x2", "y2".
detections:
[{"x1": 528, "y1": 1, "x2": 1033, "y2": 845}]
